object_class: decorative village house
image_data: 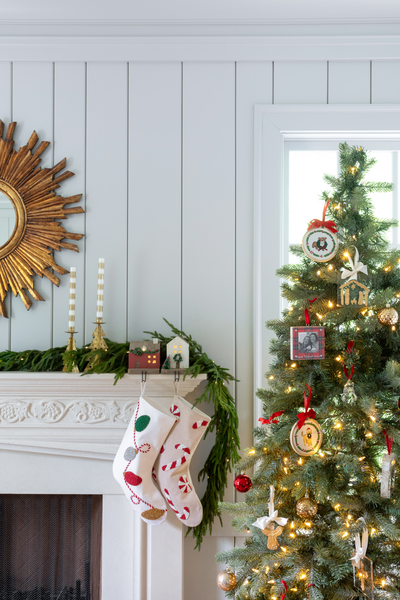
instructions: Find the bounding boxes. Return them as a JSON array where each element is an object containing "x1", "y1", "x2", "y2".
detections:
[
  {"x1": 128, "y1": 339, "x2": 161, "y2": 373},
  {"x1": 165, "y1": 336, "x2": 190, "y2": 371}
]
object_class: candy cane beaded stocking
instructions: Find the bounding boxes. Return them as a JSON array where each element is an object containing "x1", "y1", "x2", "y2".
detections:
[
  {"x1": 154, "y1": 388, "x2": 210, "y2": 527},
  {"x1": 113, "y1": 383, "x2": 177, "y2": 525}
]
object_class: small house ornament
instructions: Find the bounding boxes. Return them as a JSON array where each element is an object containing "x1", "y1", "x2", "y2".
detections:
[
  {"x1": 128, "y1": 340, "x2": 161, "y2": 373},
  {"x1": 339, "y1": 247, "x2": 369, "y2": 307},
  {"x1": 302, "y1": 199, "x2": 338, "y2": 263},
  {"x1": 165, "y1": 336, "x2": 189, "y2": 371}
]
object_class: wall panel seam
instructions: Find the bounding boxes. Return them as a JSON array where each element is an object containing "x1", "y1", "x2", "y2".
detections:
[
  {"x1": 126, "y1": 61, "x2": 130, "y2": 343},
  {"x1": 180, "y1": 61, "x2": 184, "y2": 330},
  {"x1": 83, "y1": 62, "x2": 88, "y2": 343}
]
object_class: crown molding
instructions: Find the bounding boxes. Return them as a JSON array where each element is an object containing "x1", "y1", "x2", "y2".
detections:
[{"x1": 1, "y1": 34, "x2": 400, "y2": 61}]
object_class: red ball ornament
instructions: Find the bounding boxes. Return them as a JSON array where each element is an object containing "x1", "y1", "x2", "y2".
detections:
[{"x1": 234, "y1": 473, "x2": 252, "y2": 493}]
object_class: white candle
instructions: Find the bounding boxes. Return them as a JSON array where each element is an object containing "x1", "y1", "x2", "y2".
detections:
[
  {"x1": 96, "y1": 258, "x2": 105, "y2": 320},
  {"x1": 68, "y1": 267, "x2": 76, "y2": 331}
]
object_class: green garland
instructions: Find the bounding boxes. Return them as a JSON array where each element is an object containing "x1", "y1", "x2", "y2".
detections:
[{"x1": 0, "y1": 319, "x2": 240, "y2": 549}]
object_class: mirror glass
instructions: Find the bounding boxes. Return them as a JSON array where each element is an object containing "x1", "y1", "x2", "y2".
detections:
[{"x1": 0, "y1": 191, "x2": 16, "y2": 247}]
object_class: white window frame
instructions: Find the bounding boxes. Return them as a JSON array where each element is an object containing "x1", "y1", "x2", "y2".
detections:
[{"x1": 253, "y1": 105, "x2": 400, "y2": 422}]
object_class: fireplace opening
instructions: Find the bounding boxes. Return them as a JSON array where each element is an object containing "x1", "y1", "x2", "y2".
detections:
[{"x1": 0, "y1": 495, "x2": 102, "y2": 600}]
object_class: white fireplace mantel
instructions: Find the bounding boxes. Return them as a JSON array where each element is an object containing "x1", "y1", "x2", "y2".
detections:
[{"x1": 0, "y1": 371, "x2": 208, "y2": 600}]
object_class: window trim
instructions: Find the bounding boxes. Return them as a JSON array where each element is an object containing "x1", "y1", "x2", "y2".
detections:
[{"x1": 253, "y1": 104, "x2": 400, "y2": 422}]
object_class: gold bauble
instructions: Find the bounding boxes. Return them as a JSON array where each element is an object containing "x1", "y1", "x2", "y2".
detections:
[
  {"x1": 296, "y1": 495, "x2": 318, "y2": 518},
  {"x1": 217, "y1": 569, "x2": 236, "y2": 592},
  {"x1": 378, "y1": 304, "x2": 399, "y2": 326}
]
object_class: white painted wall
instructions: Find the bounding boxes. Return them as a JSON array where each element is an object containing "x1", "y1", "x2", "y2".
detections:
[{"x1": 0, "y1": 27, "x2": 400, "y2": 600}]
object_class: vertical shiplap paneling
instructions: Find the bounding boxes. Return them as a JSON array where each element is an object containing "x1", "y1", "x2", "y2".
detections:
[
  {"x1": 182, "y1": 63, "x2": 236, "y2": 566},
  {"x1": 53, "y1": 63, "x2": 86, "y2": 348},
  {"x1": 274, "y1": 61, "x2": 327, "y2": 104},
  {"x1": 184, "y1": 536, "x2": 235, "y2": 600},
  {"x1": 0, "y1": 62, "x2": 12, "y2": 351},
  {"x1": 236, "y1": 61, "x2": 272, "y2": 448},
  {"x1": 329, "y1": 61, "x2": 370, "y2": 104},
  {"x1": 86, "y1": 63, "x2": 128, "y2": 343},
  {"x1": 128, "y1": 62, "x2": 182, "y2": 341},
  {"x1": 372, "y1": 61, "x2": 400, "y2": 103},
  {"x1": 11, "y1": 62, "x2": 54, "y2": 351},
  {"x1": 182, "y1": 62, "x2": 235, "y2": 370}
]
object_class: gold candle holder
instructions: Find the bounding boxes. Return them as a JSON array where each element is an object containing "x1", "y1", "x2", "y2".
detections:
[{"x1": 63, "y1": 267, "x2": 79, "y2": 373}]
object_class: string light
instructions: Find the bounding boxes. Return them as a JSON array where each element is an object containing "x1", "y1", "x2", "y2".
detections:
[
  {"x1": 305, "y1": 522, "x2": 311, "y2": 527},
  {"x1": 249, "y1": 449, "x2": 256, "y2": 455},
  {"x1": 290, "y1": 533, "x2": 296, "y2": 538},
  {"x1": 358, "y1": 456, "x2": 365, "y2": 462},
  {"x1": 281, "y1": 547, "x2": 287, "y2": 552},
  {"x1": 328, "y1": 266, "x2": 333, "y2": 271},
  {"x1": 317, "y1": 270, "x2": 321, "y2": 276},
  {"x1": 300, "y1": 574, "x2": 306, "y2": 580},
  {"x1": 268, "y1": 580, "x2": 275, "y2": 584},
  {"x1": 252, "y1": 568, "x2": 259, "y2": 573},
  {"x1": 382, "y1": 580, "x2": 386, "y2": 587},
  {"x1": 328, "y1": 301, "x2": 333, "y2": 306},
  {"x1": 291, "y1": 522, "x2": 295, "y2": 529},
  {"x1": 342, "y1": 532, "x2": 349, "y2": 538},
  {"x1": 335, "y1": 356, "x2": 341, "y2": 361},
  {"x1": 290, "y1": 589, "x2": 298, "y2": 592},
  {"x1": 269, "y1": 375, "x2": 274, "y2": 380},
  {"x1": 284, "y1": 457, "x2": 288, "y2": 463},
  {"x1": 370, "y1": 415, "x2": 376, "y2": 422},
  {"x1": 319, "y1": 451, "x2": 325, "y2": 457},
  {"x1": 392, "y1": 326, "x2": 396, "y2": 331},
  {"x1": 295, "y1": 482, "x2": 300, "y2": 486},
  {"x1": 316, "y1": 313, "x2": 323, "y2": 319},
  {"x1": 298, "y1": 458, "x2": 303, "y2": 465},
  {"x1": 347, "y1": 514, "x2": 352, "y2": 520},
  {"x1": 334, "y1": 504, "x2": 341, "y2": 510},
  {"x1": 291, "y1": 363, "x2": 297, "y2": 368},
  {"x1": 284, "y1": 467, "x2": 288, "y2": 474},
  {"x1": 334, "y1": 422, "x2": 342, "y2": 429},
  {"x1": 366, "y1": 432, "x2": 373, "y2": 437}
]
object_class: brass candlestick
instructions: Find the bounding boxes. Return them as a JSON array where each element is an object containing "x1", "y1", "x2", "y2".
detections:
[
  {"x1": 85, "y1": 318, "x2": 108, "y2": 371},
  {"x1": 62, "y1": 327, "x2": 80, "y2": 373}
]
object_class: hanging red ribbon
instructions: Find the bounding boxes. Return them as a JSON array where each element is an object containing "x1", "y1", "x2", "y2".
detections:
[
  {"x1": 382, "y1": 430, "x2": 393, "y2": 455},
  {"x1": 259, "y1": 411, "x2": 285, "y2": 425},
  {"x1": 307, "y1": 584, "x2": 316, "y2": 598},
  {"x1": 297, "y1": 384, "x2": 316, "y2": 430},
  {"x1": 304, "y1": 297, "x2": 318, "y2": 325},
  {"x1": 281, "y1": 581, "x2": 288, "y2": 600},
  {"x1": 307, "y1": 199, "x2": 338, "y2": 233},
  {"x1": 342, "y1": 340, "x2": 355, "y2": 380}
]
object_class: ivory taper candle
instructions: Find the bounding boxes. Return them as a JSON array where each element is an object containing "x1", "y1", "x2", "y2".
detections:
[
  {"x1": 68, "y1": 267, "x2": 76, "y2": 331},
  {"x1": 96, "y1": 258, "x2": 105, "y2": 320}
]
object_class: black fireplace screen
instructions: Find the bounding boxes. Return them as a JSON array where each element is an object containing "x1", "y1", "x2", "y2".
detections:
[{"x1": 0, "y1": 495, "x2": 102, "y2": 600}]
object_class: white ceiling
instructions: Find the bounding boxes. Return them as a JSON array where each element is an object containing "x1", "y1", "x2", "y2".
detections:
[{"x1": 1, "y1": 0, "x2": 400, "y2": 23}]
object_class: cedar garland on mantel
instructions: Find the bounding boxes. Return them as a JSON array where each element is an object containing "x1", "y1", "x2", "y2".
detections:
[{"x1": 0, "y1": 319, "x2": 240, "y2": 549}]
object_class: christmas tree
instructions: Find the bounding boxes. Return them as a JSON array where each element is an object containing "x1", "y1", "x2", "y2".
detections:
[{"x1": 217, "y1": 144, "x2": 400, "y2": 600}]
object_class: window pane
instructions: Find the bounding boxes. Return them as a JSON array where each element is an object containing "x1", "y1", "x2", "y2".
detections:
[
  {"x1": 288, "y1": 151, "x2": 338, "y2": 262},
  {"x1": 364, "y1": 151, "x2": 393, "y2": 244}
]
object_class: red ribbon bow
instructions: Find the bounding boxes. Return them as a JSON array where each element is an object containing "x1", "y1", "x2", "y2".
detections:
[
  {"x1": 382, "y1": 430, "x2": 393, "y2": 455},
  {"x1": 342, "y1": 341, "x2": 355, "y2": 380},
  {"x1": 259, "y1": 411, "x2": 285, "y2": 425},
  {"x1": 305, "y1": 297, "x2": 317, "y2": 326},
  {"x1": 307, "y1": 199, "x2": 338, "y2": 234},
  {"x1": 281, "y1": 581, "x2": 288, "y2": 600},
  {"x1": 297, "y1": 384, "x2": 316, "y2": 430}
]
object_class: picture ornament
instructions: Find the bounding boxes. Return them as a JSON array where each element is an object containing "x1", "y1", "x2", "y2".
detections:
[
  {"x1": 381, "y1": 430, "x2": 396, "y2": 499},
  {"x1": 339, "y1": 247, "x2": 370, "y2": 307},
  {"x1": 302, "y1": 199, "x2": 339, "y2": 263},
  {"x1": 290, "y1": 297, "x2": 325, "y2": 360},
  {"x1": 290, "y1": 384, "x2": 323, "y2": 456},
  {"x1": 252, "y1": 485, "x2": 288, "y2": 550},
  {"x1": 341, "y1": 341, "x2": 357, "y2": 404},
  {"x1": 351, "y1": 518, "x2": 374, "y2": 599}
]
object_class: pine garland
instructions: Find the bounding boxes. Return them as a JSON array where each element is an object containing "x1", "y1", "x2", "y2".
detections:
[{"x1": 0, "y1": 318, "x2": 240, "y2": 549}]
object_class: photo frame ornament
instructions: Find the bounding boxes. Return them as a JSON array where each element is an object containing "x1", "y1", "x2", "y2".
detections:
[
  {"x1": 290, "y1": 385, "x2": 323, "y2": 456},
  {"x1": 0, "y1": 120, "x2": 84, "y2": 317}
]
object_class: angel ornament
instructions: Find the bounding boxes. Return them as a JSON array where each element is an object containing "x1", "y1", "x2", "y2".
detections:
[
  {"x1": 252, "y1": 486, "x2": 288, "y2": 550},
  {"x1": 339, "y1": 247, "x2": 369, "y2": 307}
]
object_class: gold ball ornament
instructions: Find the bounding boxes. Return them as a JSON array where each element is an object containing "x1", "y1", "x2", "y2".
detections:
[
  {"x1": 217, "y1": 568, "x2": 236, "y2": 592},
  {"x1": 296, "y1": 494, "x2": 318, "y2": 518},
  {"x1": 378, "y1": 304, "x2": 399, "y2": 326}
]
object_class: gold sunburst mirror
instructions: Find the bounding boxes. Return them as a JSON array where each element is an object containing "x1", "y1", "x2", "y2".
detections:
[{"x1": 0, "y1": 120, "x2": 84, "y2": 318}]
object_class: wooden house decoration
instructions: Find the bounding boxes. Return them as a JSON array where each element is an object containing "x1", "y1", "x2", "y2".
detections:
[
  {"x1": 166, "y1": 336, "x2": 189, "y2": 370},
  {"x1": 128, "y1": 340, "x2": 160, "y2": 373},
  {"x1": 339, "y1": 280, "x2": 369, "y2": 307}
]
